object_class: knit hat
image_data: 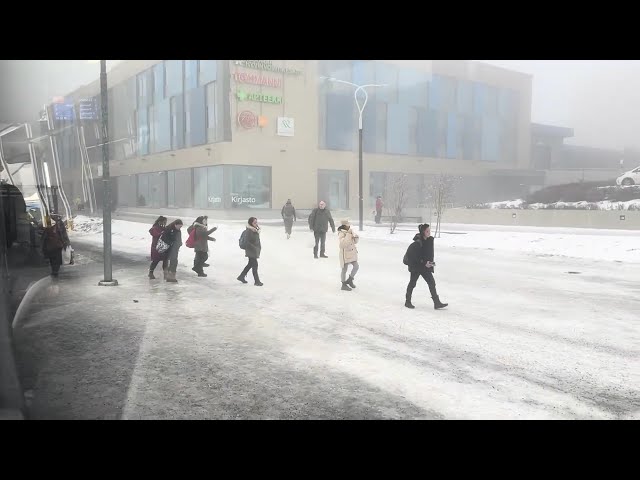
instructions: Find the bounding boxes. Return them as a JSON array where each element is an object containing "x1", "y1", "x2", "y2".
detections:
[{"x1": 340, "y1": 218, "x2": 350, "y2": 226}]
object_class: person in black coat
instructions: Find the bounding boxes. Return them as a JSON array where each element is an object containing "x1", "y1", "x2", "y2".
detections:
[
  {"x1": 162, "y1": 219, "x2": 184, "y2": 283},
  {"x1": 404, "y1": 223, "x2": 448, "y2": 310},
  {"x1": 237, "y1": 217, "x2": 263, "y2": 286}
]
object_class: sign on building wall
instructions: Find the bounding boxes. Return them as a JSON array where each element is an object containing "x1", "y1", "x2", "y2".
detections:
[
  {"x1": 234, "y1": 60, "x2": 302, "y2": 76},
  {"x1": 53, "y1": 103, "x2": 75, "y2": 121},
  {"x1": 237, "y1": 90, "x2": 282, "y2": 104},
  {"x1": 78, "y1": 98, "x2": 99, "y2": 121},
  {"x1": 277, "y1": 117, "x2": 295, "y2": 137},
  {"x1": 232, "y1": 72, "x2": 282, "y2": 88},
  {"x1": 237, "y1": 111, "x2": 268, "y2": 129}
]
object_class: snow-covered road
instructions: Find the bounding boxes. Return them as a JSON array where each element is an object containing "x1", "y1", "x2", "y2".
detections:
[{"x1": 20, "y1": 218, "x2": 639, "y2": 419}]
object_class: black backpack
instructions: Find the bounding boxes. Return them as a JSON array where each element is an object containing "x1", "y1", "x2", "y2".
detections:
[
  {"x1": 403, "y1": 246, "x2": 411, "y2": 265},
  {"x1": 239, "y1": 229, "x2": 248, "y2": 250}
]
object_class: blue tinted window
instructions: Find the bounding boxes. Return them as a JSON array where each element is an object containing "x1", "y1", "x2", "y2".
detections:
[
  {"x1": 485, "y1": 86, "x2": 498, "y2": 116},
  {"x1": 154, "y1": 98, "x2": 171, "y2": 153},
  {"x1": 375, "y1": 62, "x2": 398, "y2": 104},
  {"x1": 417, "y1": 109, "x2": 438, "y2": 157},
  {"x1": 446, "y1": 113, "x2": 458, "y2": 159},
  {"x1": 461, "y1": 115, "x2": 475, "y2": 160},
  {"x1": 481, "y1": 116, "x2": 500, "y2": 162},
  {"x1": 498, "y1": 88, "x2": 517, "y2": 119},
  {"x1": 352, "y1": 60, "x2": 375, "y2": 85},
  {"x1": 362, "y1": 95, "x2": 378, "y2": 153},
  {"x1": 199, "y1": 60, "x2": 217, "y2": 85},
  {"x1": 398, "y1": 68, "x2": 429, "y2": 107},
  {"x1": 457, "y1": 80, "x2": 473, "y2": 114},
  {"x1": 170, "y1": 95, "x2": 184, "y2": 150},
  {"x1": 325, "y1": 92, "x2": 354, "y2": 151},
  {"x1": 187, "y1": 86, "x2": 206, "y2": 147},
  {"x1": 153, "y1": 63, "x2": 165, "y2": 103},
  {"x1": 137, "y1": 108, "x2": 149, "y2": 155},
  {"x1": 473, "y1": 83, "x2": 486, "y2": 116},
  {"x1": 429, "y1": 75, "x2": 441, "y2": 111},
  {"x1": 386, "y1": 104, "x2": 409, "y2": 154},
  {"x1": 185, "y1": 60, "x2": 198, "y2": 91},
  {"x1": 165, "y1": 60, "x2": 183, "y2": 98}
]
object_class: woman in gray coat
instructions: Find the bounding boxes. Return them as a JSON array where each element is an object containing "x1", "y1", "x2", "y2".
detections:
[{"x1": 237, "y1": 217, "x2": 263, "y2": 286}]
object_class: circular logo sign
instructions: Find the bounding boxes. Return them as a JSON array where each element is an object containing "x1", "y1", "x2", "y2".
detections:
[{"x1": 237, "y1": 110, "x2": 257, "y2": 129}]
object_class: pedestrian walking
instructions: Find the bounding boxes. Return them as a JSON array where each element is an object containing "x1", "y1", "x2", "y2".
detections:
[
  {"x1": 162, "y1": 219, "x2": 184, "y2": 283},
  {"x1": 337, "y1": 219, "x2": 359, "y2": 291},
  {"x1": 187, "y1": 216, "x2": 217, "y2": 277},
  {"x1": 237, "y1": 217, "x2": 263, "y2": 286},
  {"x1": 403, "y1": 223, "x2": 448, "y2": 309},
  {"x1": 41, "y1": 214, "x2": 70, "y2": 277},
  {"x1": 148, "y1": 216, "x2": 168, "y2": 280},
  {"x1": 281, "y1": 199, "x2": 297, "y2": 239},
  {"x1": 308, "y1": 200, "x2": 335, "y2": 259},
  {"x1": 375, "y1": 196, "x2": 384, "y2": 224}
]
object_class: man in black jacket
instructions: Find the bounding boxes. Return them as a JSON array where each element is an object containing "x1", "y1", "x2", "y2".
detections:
[
  {"x1": 308, "y1": 200, "x2": 335, "y2": 259},
  {"x1": 404, "y1": 223, "x2": 448, "y2": 310}
]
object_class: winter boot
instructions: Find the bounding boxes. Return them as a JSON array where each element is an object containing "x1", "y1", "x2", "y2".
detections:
[
  {"x1": 405, "y1": 294, "x2": 415, "y2": 309},
  {"x1": 341, "y1": 282, "x2": 352, "y2": 291},
  {"x1": 237, "y1": 275, "x2": 248, "y2": 284},
  {"x1": 320, "y1": 252, "x2": 328, "y2": 258},
  {"x1": 197, "y1": 271, "x2": 208, "y2": 277},
  {"x1": 254, "y1": 281, "x2": 264, "y2": 286},
  {"x1": 433, "y1": 296, "x2": 448, "y2": 310},
  {"x1": 166, "y1": 271, "x2": 178, "y2": 283},
  {"x1": 148, "y1": 270, "x2": 156, "y2": 279},
  {"x1": 347, "y1": 275, "x2": 356, "y2": 289},
  {"x1": 203, "y1": 263, "x2": 210, "y2": 267}
]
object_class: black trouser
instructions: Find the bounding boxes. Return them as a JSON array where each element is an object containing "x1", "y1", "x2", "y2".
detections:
[
  {"x1": 48, "y1": 250, "x2": 63, "y2": 274},
  {"x1": 168, "y1": 253, "x2": 179, "y2": 273},
  {"x1": 313, "y1": 231, "x2": 327, "y2": 255},
  {"x1": 194, "y1": 251, "x2": 208, "y2": 273},
  {"x1": 284, "y1": 217, "x2": 294, "y2": 235},
  {"x1": 406, "y1": 270, "x2": 438, "y2": 300},
  {"x1": 375, "y1": 209, "x2": 382, "y2": 224},
  {"x1": 240, "y1": 257, "x2": 259, "y2": 282},
  {"x1": 150, "y1": 258, "x2": 168, "y2": 272}
]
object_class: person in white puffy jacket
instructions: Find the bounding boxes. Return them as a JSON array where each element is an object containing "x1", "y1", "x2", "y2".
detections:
[{"x1": 337, "y1": 219, "x2": 359, "y2": 291}]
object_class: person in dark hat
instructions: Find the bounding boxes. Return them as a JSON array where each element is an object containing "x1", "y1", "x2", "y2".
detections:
[{"x1": 403, "y1": 223, "x2": 448, "y2": 310}]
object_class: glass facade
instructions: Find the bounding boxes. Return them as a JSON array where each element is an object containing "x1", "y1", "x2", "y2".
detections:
[
  {"x1": 318, "y1": 61, "x2": 520, "y2": 164},
  {"x1": 318, "y1": 169, "x2": 349, "y2": 210},
  {"x1": 119, "y1": 165, "x2": 271, "y2": 210},
  {"x1": 369, "y1": 172, "x2": 427, "y2": 210}
]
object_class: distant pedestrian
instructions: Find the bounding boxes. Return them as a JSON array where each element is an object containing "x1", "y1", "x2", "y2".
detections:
[
  {"x1": 148, "y1": 216, "x2": 167, "y2": 280},
  {"x1": 337, "y1": 219, "x2": 359, "y2": 291},
  {"x1": 237, "y1": 217, "x2": 263, "y2": 286},
  {"x1": 308, "y1": 200, "x2": 335, "y2": 259},
  {"x1": 375, "y1": 196, "x2": 384, "y2": 224},
  {"x1": 187, "y1": 216, "x2": 217, "y2": 277},
  {"x1": 41, "y1": 214, "x2": 70, "y2": 277},
  {"x1": 403, "y1": 223, "x2": 448, "y2": 310},
  {"x1": 162, "y1": 219, "x2": 184, "y2": 283},
  {"x1": 281, "y1": 199, "x2": 297, "y2": 239}
]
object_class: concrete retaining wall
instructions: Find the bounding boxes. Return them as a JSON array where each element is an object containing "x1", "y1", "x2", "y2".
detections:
[{"x1": 438, "y1": 208, "x2": 640, "y2": 230}]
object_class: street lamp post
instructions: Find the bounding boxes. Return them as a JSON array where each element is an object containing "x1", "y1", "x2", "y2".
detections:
[
  {"x1": 322, "y1": 77, "x2": 386, "y2": 231},
  {"x1": 98, "y1": 60, "x2": 117, "y2": 287}
]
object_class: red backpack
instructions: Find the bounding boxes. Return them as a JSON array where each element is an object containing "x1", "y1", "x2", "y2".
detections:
[{"x1": 185, "y1": 227, "x2": 197, "y2": 248}]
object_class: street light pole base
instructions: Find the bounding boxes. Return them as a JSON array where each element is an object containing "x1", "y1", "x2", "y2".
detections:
[{"x1": 98, "y1": 280, "x2": 119, "y2": 287}]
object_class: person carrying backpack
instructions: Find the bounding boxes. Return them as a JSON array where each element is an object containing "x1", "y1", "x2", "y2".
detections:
[
  {"x1": 403, "y1": 223, "x2": 448, "y2": 310},
  {"x1": 237, "y1": 217, "x2": 263, "y2": 286},
  {"x1": 162, "y1": 219, "x2": 184, "y2": 283},
  {"x1": 41, "y1": 215, "x2": 70, "y2": 277},
  {"x1": 281, "y1": 199, "x2": 296, "y2": 239},
  {"x1": 186, "y1": 216, "x2": 217, "y2": 277}
]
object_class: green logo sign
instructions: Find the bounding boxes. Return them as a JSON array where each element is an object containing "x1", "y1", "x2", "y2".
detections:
[{"x1": 236, "y1": 90, "x2": 282, "y2": 104}]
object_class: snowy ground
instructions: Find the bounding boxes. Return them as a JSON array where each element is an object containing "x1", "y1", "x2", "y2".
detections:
[
  {"x1": 15, "y1": 216, "x2": 640, "y2": 419},
  {"x1": 479, "y1": 198, "x2": 640, "y2": 210}
]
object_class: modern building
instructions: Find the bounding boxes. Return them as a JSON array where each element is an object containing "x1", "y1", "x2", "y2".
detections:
[{"x1": 39, "y1": 60, "x2": 539, "y2": 216}]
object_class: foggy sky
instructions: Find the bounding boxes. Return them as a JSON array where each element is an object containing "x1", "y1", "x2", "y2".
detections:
[{"x1": 1, "y1": 60, "x2": 638, "y2": 151}]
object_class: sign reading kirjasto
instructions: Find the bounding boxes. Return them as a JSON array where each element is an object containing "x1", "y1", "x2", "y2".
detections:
[{"x1": 234, "y1": 60, "x2": 302, "y2": 76}]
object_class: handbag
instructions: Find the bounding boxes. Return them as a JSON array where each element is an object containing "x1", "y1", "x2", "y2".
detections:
[{"x1": 156, "y1": 238, "x2": 171, "y2": 254}]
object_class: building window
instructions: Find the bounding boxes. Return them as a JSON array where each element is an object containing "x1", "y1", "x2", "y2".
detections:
[
  {"x1": 325, "y1": 92, "x2": 355, "y2": 151},
  {"x1": 318, "y1": 169, "x2": 349, "y2": 210},
  {"x1": 186, "y1": 86, "x2": 206, "y2": 147},
  {"x1": 137, "y1": 69, "x2": 153, "y2": 110},
  {"x1": 227, "y1": 165, "x2": 271, "y2": 209},
  {"x1": 194, "y1": 165, "x2": 223, "y2": 209},
  {"x1": 185, "y1": 60, "x2": 198, "y2": 91},
  {"x1": 386, "y1": 104, "x2": 410, "y2": 155},
  {"x1": 153, "y1": 62, "x2": 165, "y2": 104},
  {"x1": 116, "y1": 175, "x2": 137, "y2": 207},
  {"x1": 167, "y1": 168, "x2": 193, "y2": 208},
  {"x1": 199, "y1": 60, "x2": 217, "y2": 86},
  {"x1": 137, "y1": 107, "x2": 149, "y2": 155},
  {"x1": 170, "y1": 95, "x2": 184, "y2": 150},
  {"x1": 137, "y1": 171, "x2": 167, "y2": 208},
  {"x1": 165, "y1": 60, "x2": 184, "y2": 98},
  {"x1": 206, "y1": 82, "x2": 218, "y2": 143}
]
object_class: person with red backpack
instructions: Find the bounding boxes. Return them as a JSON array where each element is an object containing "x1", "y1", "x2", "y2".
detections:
[{"x1": 186, "y1": 216, "x2": 217, "y2": 277}]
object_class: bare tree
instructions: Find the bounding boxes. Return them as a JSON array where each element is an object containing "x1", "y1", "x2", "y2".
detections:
[
  {"x1": 385, "y1": 173, "x2": 410, "y2": 234},
  {"x1": 427, "y1": 174, "x2": 457, "y2": 238}
]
